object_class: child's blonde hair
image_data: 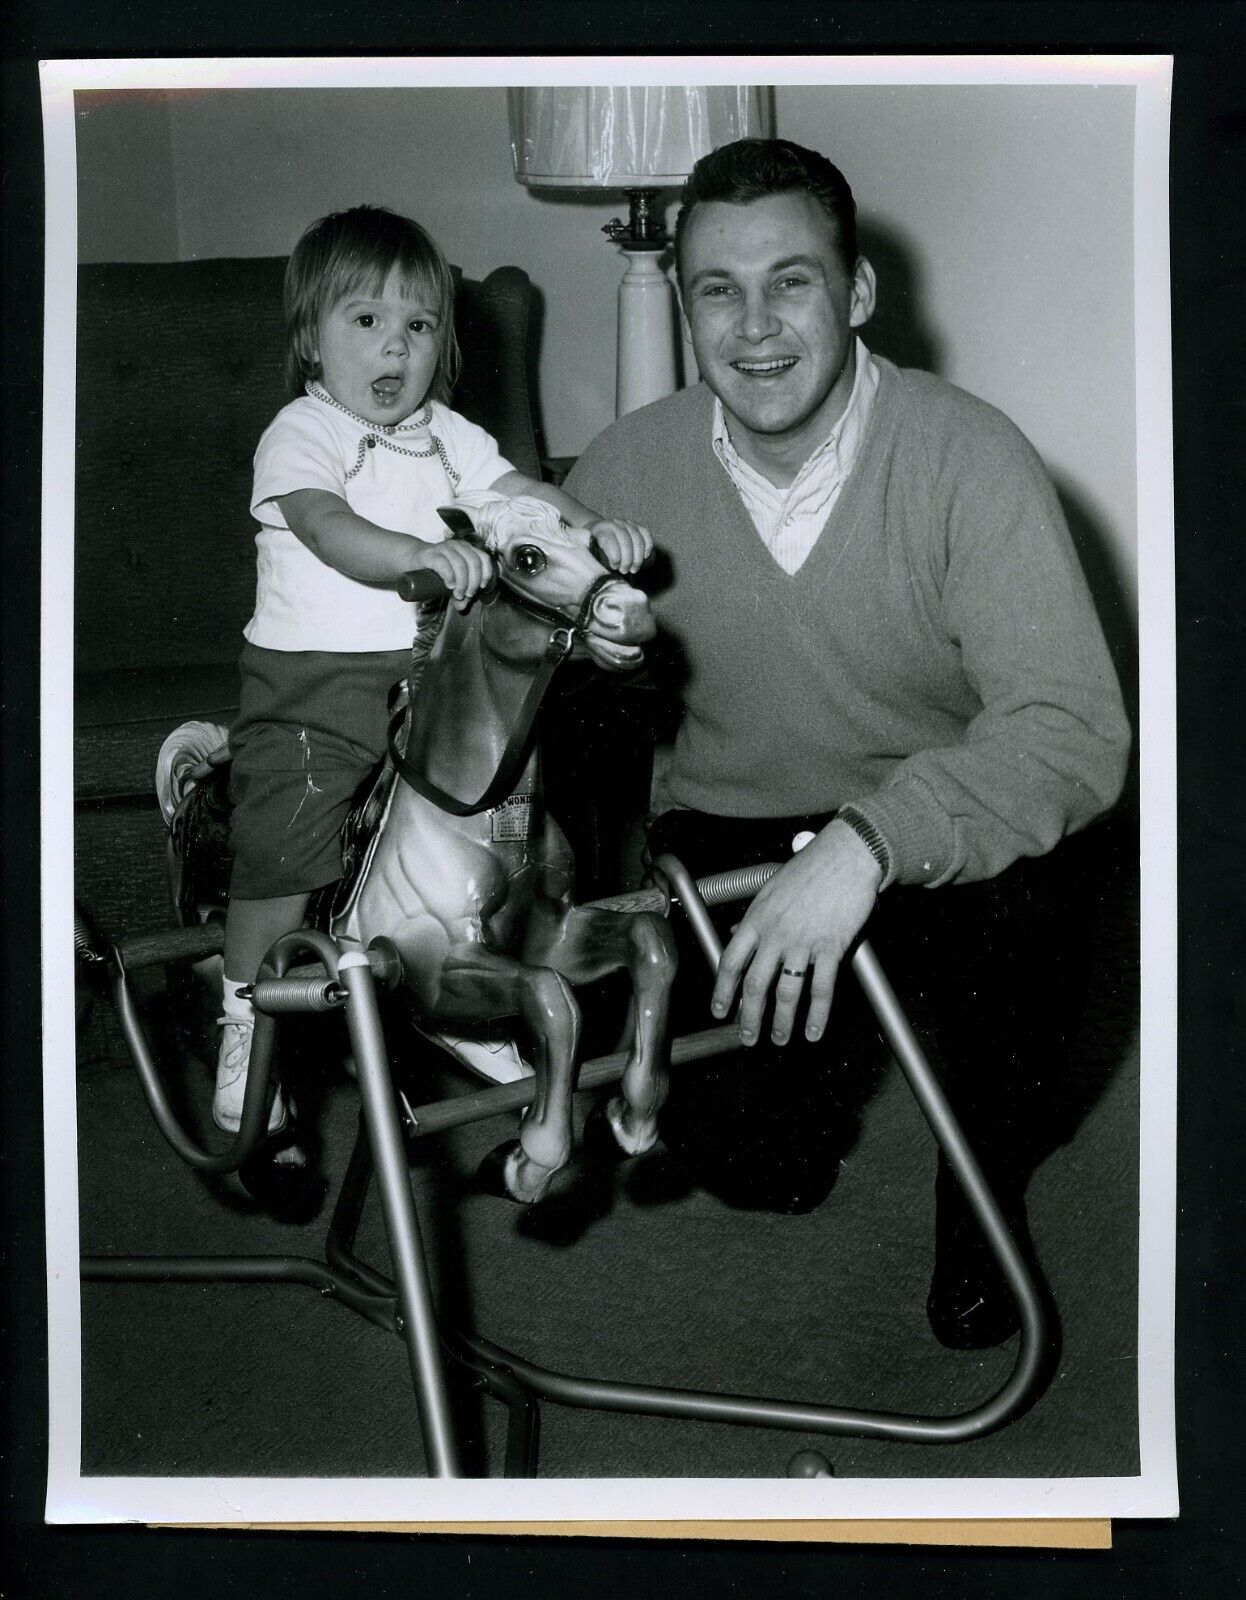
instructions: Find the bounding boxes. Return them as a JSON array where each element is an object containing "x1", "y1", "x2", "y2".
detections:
[{"x1": 283, "y1": 205, "x2": 460, "y2": 403}]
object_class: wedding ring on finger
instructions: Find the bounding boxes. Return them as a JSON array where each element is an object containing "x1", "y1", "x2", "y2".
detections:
[{"x1": 780, "y1": 966, "x2": 807, "y2": 979}]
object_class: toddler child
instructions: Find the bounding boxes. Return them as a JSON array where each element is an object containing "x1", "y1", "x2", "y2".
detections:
[{"x1": 218, "y1": 204, "x2": 650, "y2": 1139}]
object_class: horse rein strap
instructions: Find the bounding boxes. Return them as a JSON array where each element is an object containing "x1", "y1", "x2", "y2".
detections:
[{"x1": 388, "y1": 573, "x2": 615, "y2": 817}]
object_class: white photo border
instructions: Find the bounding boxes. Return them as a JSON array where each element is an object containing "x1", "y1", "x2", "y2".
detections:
[{"x1": 41, "y1": 52, "x2": 1177, "y2": 1526}]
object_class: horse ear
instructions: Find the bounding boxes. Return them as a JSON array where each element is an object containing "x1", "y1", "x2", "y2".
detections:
[{"x1": 437, "y1": 506, "x2": 485, "y2": 545}]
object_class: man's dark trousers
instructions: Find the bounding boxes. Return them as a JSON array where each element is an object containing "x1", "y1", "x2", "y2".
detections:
[{"x1": 645, "y1": 807, "x2": 1101, "y2": 1228}]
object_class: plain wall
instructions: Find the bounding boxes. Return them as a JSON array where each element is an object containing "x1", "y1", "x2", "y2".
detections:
[
  {"x1": 780, "y1": 84, "x2": 1137, "y2": 621},
  {"x1": 74, "y1": 91, "x2": 179, "y2": 260},
  {"x1": 74, "y1": 82, "x2": 1139, "y2": 639}
]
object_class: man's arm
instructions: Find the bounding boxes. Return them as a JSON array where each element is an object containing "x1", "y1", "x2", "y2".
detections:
[
  {"x1": 837, "y1": 415, "x2": 1131, "y2": 890},
  {"x1": 722, "y1": 427, "x2": 1129, "y2": 1040},
  {"x1": 730, "y1": 427, "x2": 1130, "y2": 1040}
]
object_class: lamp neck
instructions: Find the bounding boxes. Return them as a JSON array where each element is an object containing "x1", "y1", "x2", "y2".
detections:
[{"x1": 602, "y1": 188, "x2": 670, "y2": 251}]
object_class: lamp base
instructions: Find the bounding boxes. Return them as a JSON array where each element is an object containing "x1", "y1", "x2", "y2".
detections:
[{"x1": 616, "y1": 245, "x2": 678, "y2": 418}]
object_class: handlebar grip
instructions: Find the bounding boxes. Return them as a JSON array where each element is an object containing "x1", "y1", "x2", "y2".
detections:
[{"x1": 397, "y1": 569, "x2": 451, "y2": 602}]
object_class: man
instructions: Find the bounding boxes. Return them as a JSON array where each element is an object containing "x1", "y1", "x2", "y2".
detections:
[{"x1": 564, "y1": 139, "x2": 1130, "y2": 1349}]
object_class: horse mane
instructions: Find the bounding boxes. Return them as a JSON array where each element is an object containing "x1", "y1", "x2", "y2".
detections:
[{"x1": 405, "y1": 598, "x2": 451, "y2": 701}]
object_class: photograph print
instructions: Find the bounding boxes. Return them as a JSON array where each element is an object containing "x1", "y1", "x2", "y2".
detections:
[{"x1": 43, "y1": 55, "x2": 1177, "y2": 1526}]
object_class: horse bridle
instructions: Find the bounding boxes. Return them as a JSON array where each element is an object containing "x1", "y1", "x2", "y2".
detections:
[{"x1": 387, "y1": 566, "x2": 618, "y2": 818}]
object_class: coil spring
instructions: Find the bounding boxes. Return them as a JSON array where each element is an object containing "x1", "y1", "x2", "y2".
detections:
[
  {"x1": 694, "y1": 863, "x2": 781, "y2": 908},
  {"x1": 73, "y1": 903, "x2": 109, "y2": 964},
  {"x1": 250, "y1": 975, "x2": 344, "y2": 1014}
]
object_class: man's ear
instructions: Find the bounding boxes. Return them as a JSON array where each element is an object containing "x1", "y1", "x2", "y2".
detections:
[
  {"x1": 849, "y1": 258, "x2": 877, "y2": 330},
  {"x1": 437, "y1": 506, "x2": 485, "y2": 544}
]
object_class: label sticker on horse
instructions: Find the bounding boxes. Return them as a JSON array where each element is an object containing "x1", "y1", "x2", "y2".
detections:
[{"x1": 490, "y1": 794, "x2": 533, "y2": 842}]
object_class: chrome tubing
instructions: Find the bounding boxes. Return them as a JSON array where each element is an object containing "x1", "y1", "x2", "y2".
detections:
[
  {"x1": 107, "y1": 941, "x2": 284, "y2": 1176},
  {"x1": 80, "y1": 1253, "x2": 400, "y2": 1334},
  {"x1": 639, "y1": 853, "x2": 1049, "y2": 1438},
  {"x1": 402, "y1": 1023, "x2": 741, "y2": 1139},
  {"x1": 410, "y1": 852, "x2": 1049, "y2": 1446},
  {"x1": 91, "y1": 846, "x2": 1051, "y2": 1466},
  {"x1": 336, "y1": 949, "x2": 463, "y2": 1479}
]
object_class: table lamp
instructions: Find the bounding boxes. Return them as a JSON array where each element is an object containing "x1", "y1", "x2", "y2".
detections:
[{"x1": 509, "y1": 85, "x2": 771, "y2": 416}]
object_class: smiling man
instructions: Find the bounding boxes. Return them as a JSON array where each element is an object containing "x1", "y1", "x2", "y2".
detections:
[{"x1": 565, "y1": 139, "x2": 1130, "y2": 1350}]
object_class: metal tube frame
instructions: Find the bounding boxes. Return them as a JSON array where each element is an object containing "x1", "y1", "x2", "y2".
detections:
[
  {"x1": 83, "y1": 926, "x2": 463, "y2": 1478},
  {"x1": 81, "y1": 854, "x2": 1050, "y2": 1476}
]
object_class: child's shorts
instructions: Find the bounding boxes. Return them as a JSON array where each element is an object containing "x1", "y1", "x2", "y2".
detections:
[{"x1": 228, "y1": 642, "x2": 410, "y2": 900}]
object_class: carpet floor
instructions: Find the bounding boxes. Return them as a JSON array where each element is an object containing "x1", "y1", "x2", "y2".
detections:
[{"x1": 72, "y1": 880, "x2": 1140, "y2": 1483}]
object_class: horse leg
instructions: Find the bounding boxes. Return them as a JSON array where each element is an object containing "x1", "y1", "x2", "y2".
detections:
[
  {"x1": 537, "y1": 908, "x2": 677, "y2": 1158},
  {"x1": 429, "y1": 944, "x2": 581, "y2": 1204}
]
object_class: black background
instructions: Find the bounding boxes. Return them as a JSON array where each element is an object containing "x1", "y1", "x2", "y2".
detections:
[{"x1": 4, "y1": 4, "x2": 1243, "y2": 1595}]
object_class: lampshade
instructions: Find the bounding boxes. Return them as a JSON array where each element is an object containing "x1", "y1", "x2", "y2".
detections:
[{"x1": 509, "y1": 85, "x2": 771, "y2": 189}]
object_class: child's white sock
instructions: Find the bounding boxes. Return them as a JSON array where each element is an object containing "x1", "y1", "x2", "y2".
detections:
[{"x1": 221, "y1": 975, "x2": 254, "y2": 1025}]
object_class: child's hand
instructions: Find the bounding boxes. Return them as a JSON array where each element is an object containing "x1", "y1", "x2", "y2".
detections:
[
  {"x1": 587, "y1": 518, "x2": 653, "y2": 576},
  {"x1": 412, "y1": 538, "x2": 494, "y2": 611}
]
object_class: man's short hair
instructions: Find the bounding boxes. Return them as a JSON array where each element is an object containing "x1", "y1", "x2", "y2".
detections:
[{"x1": 673, "y1": 138, "x2": 858, "y2": 282}]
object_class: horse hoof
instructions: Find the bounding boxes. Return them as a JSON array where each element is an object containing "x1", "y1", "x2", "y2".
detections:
[
  {"x1": 605, "y1": 1094, "x2": 660, "y2": 1159},
  {"x1": 238, "y1": 1131, "x2": 326, "y2": 1224},
  {"x1": 477, "y1": 1140, "x2": 556, "y2": 1205}
]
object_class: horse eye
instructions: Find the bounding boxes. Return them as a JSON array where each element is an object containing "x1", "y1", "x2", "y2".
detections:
[{"x1": 512, "y1": 545, "x2": 547, "y2": 576}]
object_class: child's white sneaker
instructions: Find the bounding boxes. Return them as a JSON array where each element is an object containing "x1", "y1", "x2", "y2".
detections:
[{"x1": 213, "y1": 1015, "x2": 287, "y2": 1134}]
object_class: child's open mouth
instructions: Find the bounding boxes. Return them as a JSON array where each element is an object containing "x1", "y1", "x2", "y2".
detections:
[{"x1": 371, "y1": 377, "x2": 403, "y2": 403}]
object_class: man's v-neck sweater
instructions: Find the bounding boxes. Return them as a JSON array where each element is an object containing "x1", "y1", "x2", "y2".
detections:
[{"x1": 565, "y1": 359, "x2": 1129, "y2": 887}]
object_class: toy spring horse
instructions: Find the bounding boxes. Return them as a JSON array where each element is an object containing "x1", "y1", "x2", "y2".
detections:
[
  {"x1": 121, "y1": 493, "x2": 1051, "y2": 1476},
  {"x1": 163, "y1": 492, "x2": 677, "y2": 1204},
  {"x1": 334, "y1": 491, "x2": 677, "y2": 1201}
]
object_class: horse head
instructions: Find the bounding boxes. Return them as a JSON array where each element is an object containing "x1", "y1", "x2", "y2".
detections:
[{"x1": 439, "y1": 492, "x2": 655, "y2": 671}]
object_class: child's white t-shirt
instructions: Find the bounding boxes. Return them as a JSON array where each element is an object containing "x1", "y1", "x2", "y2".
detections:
[{"x1": 246, "y1": 389, "x2": 515, "y2": 652}]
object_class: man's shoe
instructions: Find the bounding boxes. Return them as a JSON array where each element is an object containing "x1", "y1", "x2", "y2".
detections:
[
  {"x1": 926, "y1": 1173, "x2": 1033, "y2": 1350},
  {"x1": 237, "y1": 1130, "x2": 325, "y2": 1224},
  {"x1": 925, "y1": 1242, "x2": 1023, "y2": 1349}
]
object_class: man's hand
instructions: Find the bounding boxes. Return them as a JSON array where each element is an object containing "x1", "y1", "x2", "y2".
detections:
[
  {"x1": 586, "y1": 517, "x2": 653, "y2": 575},
  {"x1": 710, "y1": 819, "x2": 884, "y2": 1047},
  {"x1": 409, "y1": 537, "x2": 495, "y2": 610}
]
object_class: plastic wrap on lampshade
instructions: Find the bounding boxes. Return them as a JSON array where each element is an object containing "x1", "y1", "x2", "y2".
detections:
[{"x1": 508, "y1": 85, "x2": 772, "y2": 188}]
